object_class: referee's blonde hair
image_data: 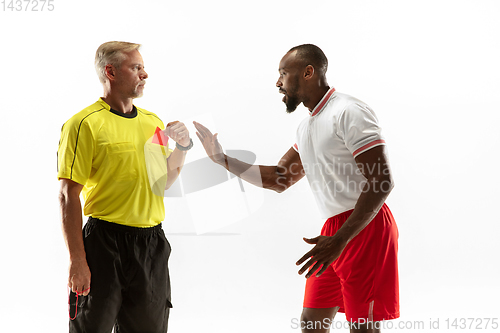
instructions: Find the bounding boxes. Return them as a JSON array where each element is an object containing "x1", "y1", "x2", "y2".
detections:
[{"x1": 95, "y1": 41, "x2": 141, "y2": 84}]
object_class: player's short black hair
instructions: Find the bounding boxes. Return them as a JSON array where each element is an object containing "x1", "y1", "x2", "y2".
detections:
[{"x1": 288, "y1": 44, "x2": 328, "y2": 74}]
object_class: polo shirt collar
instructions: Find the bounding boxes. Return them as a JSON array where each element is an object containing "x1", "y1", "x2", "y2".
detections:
[{"x1": 310, "y1": 87, "x2": 336, "y2": 117}]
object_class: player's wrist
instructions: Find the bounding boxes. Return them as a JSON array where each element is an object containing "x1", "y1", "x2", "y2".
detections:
[
  {"x1": 331, "y1": 229, "x2": 351, "y2": 247},
  {"x1": 215, "y1": 154, "x2": 228, "y2": 168}
]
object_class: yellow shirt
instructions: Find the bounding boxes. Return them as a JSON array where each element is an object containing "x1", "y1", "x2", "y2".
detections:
[{"x1": 57, "y1": 98, "x2": 172, "y2": 227}]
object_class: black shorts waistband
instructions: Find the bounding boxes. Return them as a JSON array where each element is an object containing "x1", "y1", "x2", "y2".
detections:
[{"x1": 88, "y1": 217, "x2": 163, "y2": 235}]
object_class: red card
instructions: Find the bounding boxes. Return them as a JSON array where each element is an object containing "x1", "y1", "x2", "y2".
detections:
[{"x1": 152, "y1": 127, "x2": 169, "y2": 146}]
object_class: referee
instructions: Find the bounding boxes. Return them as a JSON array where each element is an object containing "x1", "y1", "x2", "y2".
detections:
[{"x1": 58, "y1": 41, "x2": 192, "y2": 332}]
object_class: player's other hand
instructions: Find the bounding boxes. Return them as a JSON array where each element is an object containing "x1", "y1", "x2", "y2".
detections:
[
  {"x1": 165, "y1": 121, "x2": 190, "y2": 147},
  {"x1": 193, "y1": 121, "x2": 225, "y2": 165},
  {"x1": 296, "y1": 235, "x2": 347, "y2": 278}
]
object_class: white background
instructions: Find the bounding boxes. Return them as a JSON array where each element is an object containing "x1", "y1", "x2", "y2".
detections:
[{"x1": 1, "y1": 0, "x2": 499, "y2": 332}]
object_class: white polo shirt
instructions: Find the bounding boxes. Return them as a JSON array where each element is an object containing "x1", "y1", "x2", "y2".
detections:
[{"x1": 294, "y1": 88, "x2": 386, "y2": 219}]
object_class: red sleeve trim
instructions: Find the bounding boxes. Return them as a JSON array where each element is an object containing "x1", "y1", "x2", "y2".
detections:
[
  {"x1": 353, "y1": 139, "x2": 385, "y2": 157},
  {"x1": 293, "y1": 143, "x2": 299, "y2": 152}
]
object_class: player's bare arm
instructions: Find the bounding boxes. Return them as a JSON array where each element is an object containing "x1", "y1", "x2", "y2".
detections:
[
  {"x1": 164, "y1": 121, "x2": 191, "y2": 189},
  {"x1": 296, "y1": 145, "x2": 394, "y2": 278},
  {"x1": 59, "y1": 178, "x2": 91, "y2": 296},
  {"x1": 193, "y1": 121, "x2": 305, "y2": 192}
]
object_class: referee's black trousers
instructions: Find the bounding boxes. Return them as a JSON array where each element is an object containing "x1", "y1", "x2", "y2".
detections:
[{"x1": 69, "y1": 217, "x2": 173, "y2": 333}]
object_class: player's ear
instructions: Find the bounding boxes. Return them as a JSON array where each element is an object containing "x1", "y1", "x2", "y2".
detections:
[
  {"x1": 105, "y1": 64, "x2": 116, "y2": 81},
  {"x1": 304, "y1": 65, "x2": 314, "y2": 80}
]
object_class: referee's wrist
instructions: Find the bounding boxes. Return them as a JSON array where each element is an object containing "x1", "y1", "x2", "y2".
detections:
[{"x1": 176, "y1": 138, "x2": 193, "y2": 151}]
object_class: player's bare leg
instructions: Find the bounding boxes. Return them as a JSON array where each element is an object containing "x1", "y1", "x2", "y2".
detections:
[{"x1": 300, "y1": 307, "x2": 339, "y2": 333}]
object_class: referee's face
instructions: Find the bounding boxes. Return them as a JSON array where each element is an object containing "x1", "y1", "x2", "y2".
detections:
[{"x1": 115, "y1": 49, "x2": 148, "y2": 99}]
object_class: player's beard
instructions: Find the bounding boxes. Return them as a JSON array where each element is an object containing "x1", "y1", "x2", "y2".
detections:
[
  {"x1": 285, "y1": 94, "x2": 300, "y2": 113},
  {"x1": 283, "y1": 77, "x2": 301, "y2": 113}
]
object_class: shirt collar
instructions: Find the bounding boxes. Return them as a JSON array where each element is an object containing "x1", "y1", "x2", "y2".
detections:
[
  {"x1": 98, "y1": 98, "x2": 138, "y2": 118},
  {"x1": 310, "y1": 87, "x2": 336, "y2": 117}
]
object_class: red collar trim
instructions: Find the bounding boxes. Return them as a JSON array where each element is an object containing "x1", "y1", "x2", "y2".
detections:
[{"x1": 310, "y1": 87, "x2": 336, "y2": 117}]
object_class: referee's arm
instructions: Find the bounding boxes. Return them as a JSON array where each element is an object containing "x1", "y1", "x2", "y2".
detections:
[
  {"x1": 165, "y1": 147, "x2": 188, "y2": 190},
  {"x1": 59, "y1": 178, "x2": 91, "y2": 296}
]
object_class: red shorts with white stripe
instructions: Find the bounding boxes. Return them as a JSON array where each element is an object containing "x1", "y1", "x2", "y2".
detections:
[{"x1": 303, "y1": 203, "x2": 400, "y2": 322}]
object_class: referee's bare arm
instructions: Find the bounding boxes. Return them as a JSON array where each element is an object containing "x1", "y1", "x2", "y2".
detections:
[
  {"x1": 164, "y1": 121, "x2": 190, "y2": 190},
  {"x1": 165, "y1": 148, "x2": 187, "y2": 190},
  {"x1": 194, "y1": 121, "x2": 305, "y2": 192},
  {"x1": 59, "y1": 178, "x2": 91, "y2": 296}
]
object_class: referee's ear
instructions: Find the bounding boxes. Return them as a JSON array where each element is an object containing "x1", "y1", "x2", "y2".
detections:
[{"x1": 105, "y1": 64, "x2": 116, "y2": 82}]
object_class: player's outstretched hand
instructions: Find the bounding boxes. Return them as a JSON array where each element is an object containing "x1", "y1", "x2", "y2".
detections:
[
  {"x1": 296, "y1": 235, "x2": 347, "y2": 278},
  {"x1": 165, "y1": 121, "x2": 190, "y2": 147},
  {"x1": 193, "y1": 121, "x2": 225, "y2": 165}
]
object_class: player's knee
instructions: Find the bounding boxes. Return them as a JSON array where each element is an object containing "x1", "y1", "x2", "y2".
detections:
[
  {"x1": 301, "y1": 308, "x2": 315, "y2": 323},
  {"x1": 300, "y1": 308, "x2": 337, "y2": 331}
]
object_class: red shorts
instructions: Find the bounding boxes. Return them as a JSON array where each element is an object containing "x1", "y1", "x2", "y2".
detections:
[{"x1": 303, "y1": 203, "x2": 400, "y2": 322}]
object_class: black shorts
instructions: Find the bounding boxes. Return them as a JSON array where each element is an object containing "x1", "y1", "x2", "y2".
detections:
[{"x1": 69, "y1": 217, "x2": 173, "y2": 333}]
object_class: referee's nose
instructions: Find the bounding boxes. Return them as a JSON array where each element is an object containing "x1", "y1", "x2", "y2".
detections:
[{"x1": 140, "y1": 68, "x2": 148, "y2": 80}]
